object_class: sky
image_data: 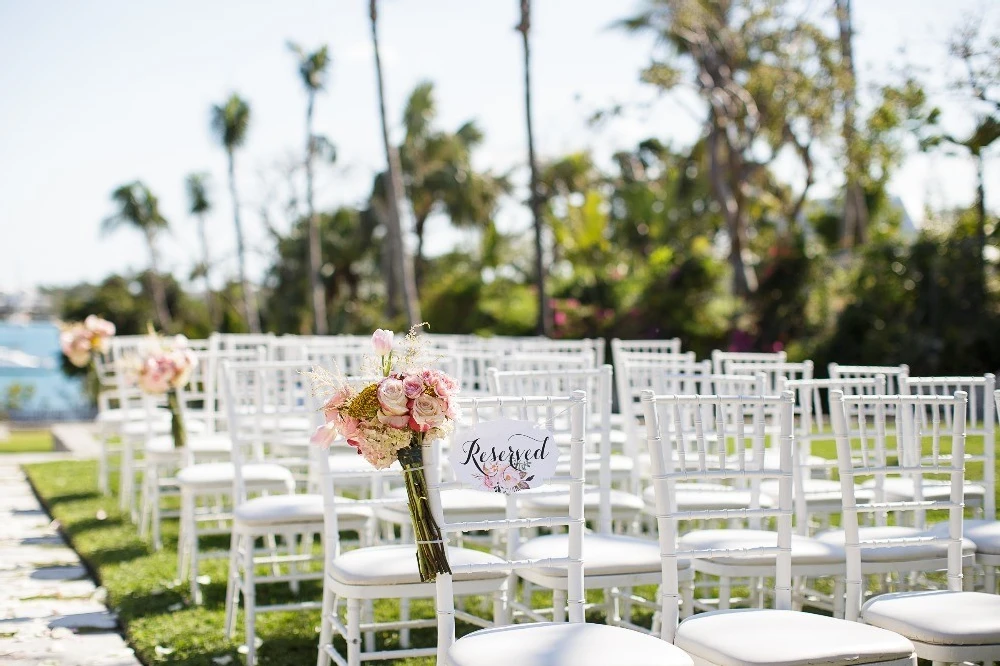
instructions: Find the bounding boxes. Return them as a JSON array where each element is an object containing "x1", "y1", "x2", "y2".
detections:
[{"x1": 0, "y1": 0, "x2": 997, "y2": 293}]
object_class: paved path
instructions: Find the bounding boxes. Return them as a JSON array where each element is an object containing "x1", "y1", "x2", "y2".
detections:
[{"x1": 0, "y1": 463, "x2": 141, "y2": 666}]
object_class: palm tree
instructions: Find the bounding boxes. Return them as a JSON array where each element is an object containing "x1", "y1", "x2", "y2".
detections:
[
  {"x1": 516, "y1": 0, "x2": 551, "y2": 336},
  {"x1": 369, "y1": 0, "x2": 421, "y2": 326},
  {"x1": 185, "y1": 172, "x2": 218, "y2": 330},
  {"x1": 288, "y1": 42, "x2": 332, "y2": 335},
  {"x1": 211, "y1": 93, "x2": 261, "y2": 333},
  {"x1": 102, "y1": 181, "x2": 173, "y2": 328}
]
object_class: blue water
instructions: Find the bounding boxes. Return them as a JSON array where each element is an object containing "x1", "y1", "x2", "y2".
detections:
[{"x1": 0, "y1": 321, "x2": 91, "y2": 420}]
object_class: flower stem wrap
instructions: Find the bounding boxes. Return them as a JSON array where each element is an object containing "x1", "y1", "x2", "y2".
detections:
[
  {"x1": 396, "y1": 436, "x2": 450, "y2": 582},
  {"x1": 167, "y1": 389, "x2": 187, "y2": 449}
]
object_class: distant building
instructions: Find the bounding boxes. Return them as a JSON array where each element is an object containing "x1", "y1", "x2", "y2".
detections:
[{"x1": 0, "y1": 288, "x2": 54, "y2": 322}]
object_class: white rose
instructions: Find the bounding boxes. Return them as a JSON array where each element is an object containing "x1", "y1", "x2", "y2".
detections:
[{"x1": 377, "y1": 378, "x2": 409, "y2": 415}]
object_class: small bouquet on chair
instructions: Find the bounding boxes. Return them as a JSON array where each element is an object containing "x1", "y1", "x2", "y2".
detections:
[
  {"x1": 309, "y1": 327, "x2": 456, "y2": 582},
  {"x1": 133, "y1": 334, "x2": 198, "y2": 449},
  {"x1": 60, "y1": 315, "x2": 116, "y2": 368}
]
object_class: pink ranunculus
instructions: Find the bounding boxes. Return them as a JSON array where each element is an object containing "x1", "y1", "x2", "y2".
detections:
[
  {"x1": 402, "y1": 374, "x2": 424, "y2": 399},
  {"x1": 310, "y1": 422, "x2": 339, "y2": 448},
  {"x1": 371, "y1": 329, "x2": 394, "y2": 356},
  {"x1": 408, "y1": 393, "x2": 447, "y2": 433},
  {"x1": 84, "y1": 315, "x2": 116, "y2": 342},
  {"x1": 137, "y1": 357, "x2": 171, "y2": 394},
  {"x1": 377, "y1": 378, "x2": 409, "y2": 415},
  {"x1": 498, "y1": 464, "x2": 524, "y2": 491}
]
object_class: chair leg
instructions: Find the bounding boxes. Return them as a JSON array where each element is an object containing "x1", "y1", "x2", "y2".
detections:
[
  {"x1": 98, "y1": 436, "x2": 109, "y2": 495},
  {"x1": 190, "y1": 506, "x2": 202, "y2": 605},
  {"x1": 119, "y1": 441, "x2": 133, "y2": 511},
  {"x1": 833, "y1": 578, "x2": 845, "y2": 619},
  {"x1": 364, "y1": 600, "x2": 376, "y2": 652},
  {"x1": 316, "y1": 584, "x2": 334, "y2": 666},
  {"x1": 178, "y1": 490, "x2": 191, "y2": 581},
  {"x1": 398, "y1": 597, "x2": 409, "y2": 648},
  {"x1": 139, "y1": 464, "x2": 152, "y2": 539},
  {"x1": 718, "y1": 576, "x2": 731, "y2": 610},
  {"x1": 552, "y1": 589, "x2": 566, "y2": 623},
  {"x1": 243, "y1": 538, "x2": 257, "y2": 665},
  {"x1": 287, "y1": 531, "x2": 300, "y2": 595},
  {"x1": 224, "y1": 530, "x2": 241, "y2": 639},
  {"x1": 346, "y1": 598, "x2": 362, "y2": 666},
  {"x1": 493, "y1": 585, "x2": 508, "y2": 626}
]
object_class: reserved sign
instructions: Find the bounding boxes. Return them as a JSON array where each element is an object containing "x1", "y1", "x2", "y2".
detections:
[{"x1": 450, "y1": 419, "x2": 558, "y2": 493}]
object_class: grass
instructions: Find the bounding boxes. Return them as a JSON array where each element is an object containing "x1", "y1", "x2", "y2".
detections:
[
  {"x1": 23, "y1": 428, "x2": 1000, "y2": 665},
  {"x1": 0, "y1": 429, "x2": 53, "y2": 453},
  {"x1": 24, "y1": 460, "x2": 618, "y2": 666}
]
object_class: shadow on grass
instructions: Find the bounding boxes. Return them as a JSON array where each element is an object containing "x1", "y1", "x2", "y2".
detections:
[{"x1": 47, "y1": 491, "x2": 100, "y2": 505}]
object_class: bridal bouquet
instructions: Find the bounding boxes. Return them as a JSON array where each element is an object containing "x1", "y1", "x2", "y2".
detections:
[
  {"x1": 134, "y1": 335, "x2": 198, "y2": 449},
  {"x1": 60, "y1": 315, "x2": 116, "y2": 368},
  {"x1": 310, "y1": 327, "x2": 456, "y2": 582}
]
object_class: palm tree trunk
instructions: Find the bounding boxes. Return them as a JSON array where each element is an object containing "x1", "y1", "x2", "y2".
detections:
[
  {"x1": 144, "y1": 229, "x2": 173, "y2": 329},
  {"x1": 305, "y1": 90, "x2": 328, "y2": 335},
  {"x1": 197, "y1": 213, "x2": 217, "y2": 330},
  {"x1": 370, "y1": 0, "x2": 421, "y2": 328},
  {"x1": 708, "y1": 122, "x2": 755, "y2": 296},
  {"x1": 837, "y1": 0, "x2": 868, "y2": 248},
  {"x1": 227, "y1": 149, "x2": 261, "y2": 333},
  {"x1": 518, "y1": 0, "x2": 551, "y2": 336}
]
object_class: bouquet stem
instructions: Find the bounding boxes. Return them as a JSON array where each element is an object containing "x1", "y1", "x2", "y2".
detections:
[
  {"x1": 397, "y1": 438, "x2": 451, "y2": 582},
  {"x1": 166, "y1": 389, "x2": 187, "y2": 449}
]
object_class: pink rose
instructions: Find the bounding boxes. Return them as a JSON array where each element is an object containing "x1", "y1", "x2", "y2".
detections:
[
  {"x1": 378, "y1": 412, "x2": 410, "y2": 429},
  {"x1": 402, "y1": 374, "x2": 424, "y2": 399},
  {"x1": 498, "y1": 464, "x2": 524, "y2": 491},
  {"x1": 138, "y1": 357, "x2": 171, "y2": 393},
  {"x1": 408, "y1": 393, "x2": 448, "y2": 433},
  {"x1": 377, "y1": 378, "x2": 408, "y2": 415},
  {"x1": 371, "y1": 329, "x2": 394, "y2": 356},
  {"x1": 334, "y1": 413, "x2": 363, "y2": 444}
]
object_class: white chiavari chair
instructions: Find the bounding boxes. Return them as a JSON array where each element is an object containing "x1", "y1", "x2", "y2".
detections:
[
  {"x1": 831, "y1": 389, "x2": 1000, "y2": 664},
  {"x1": 641, "y1": 391, "x2": 846, "y2": 615},
  {"x1": 431, "y1": 391, "x2": 694, "y2": 666},
  {"x1": 829, "y1": 363, "x2": 910, "y2": 396},
  {"x1": 644, "y1": 390, "x2": 917, "y2": 666},
  {"x1": 221, "y1": 361, "x2": 371, "y2": 665},
  {"x1": 821, "y1": 391, "x2": 977, "y2": 608}
]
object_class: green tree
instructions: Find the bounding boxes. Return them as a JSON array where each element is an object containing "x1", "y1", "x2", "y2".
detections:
[
  {"x1": 516, "y1": 0, "x2": 551, "y2": 335},
  {"x1": 369, "y1": 0, "x2": 421, "y2": 327},
  {"x1": 211, "y1": 93, "x2": 261, "y2": 333},
  {"x1": 185, "y1": 172, "x2": 217, "y2": 330},
  {"x1": 288, "y1": 41, "x2": 333, "y2": 335},
  {"x1": 623, "y1": 0, "x2": 841, "y2": 296},
  {"x1": 101, "y1": 181, "x2": 173, "y2": 329},
  {"x1": 394, "y1": 81, "x2": 509, "y2": 286}
]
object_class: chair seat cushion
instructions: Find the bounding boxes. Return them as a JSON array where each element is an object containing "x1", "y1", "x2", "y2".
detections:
[
  {"x1": 377, "y1": 487, "x2": 508, "y2": 524},
  {"x1": 328, "y1": 544, "x2": 507, "y2": 586},
  {"x1": 815, "y1": 526, "x2": 975, "y2": 563},
  {"x1": 176, "y1": 462, "x2": 293, "y2": 490},
  {"x1": 759, "y1": 479, "x2": 875, "y2": 507},
  {"x1": 145, "y1": 433, "x2": 232, "y2": 456},
  {"x1": 675, "y1": 608, "x2": 914, "y2": 666},
  {"x1": 643, "y1": 483, "x2": 774, "y2": 512},
  {"x1": 123, "y1": 418, "x2": 205, "y2": 437},
  {"x1": 449, "y1": 622, "x2": 694, "y2": 666},
  {"x1": 514, "y1": 532, "x2": 685, "y2": 578},
  {"x1": 520, "y1": 486, "x2": 644, "y2": 519},
  {"x1": 927, "y1": 519, "x2": 1000, "y2": 555},
  {"x1": 862, "y1": 590, "x2": 1000, "y2": 646},
  {"x1": 861, "y1": 477, "x2": 986, "y2": 502},
  {"x1": 679, "y1": 529, "x2": 844, "y2": 566},
  {"x1": 235, "y1": 493, "x2": 370, "y2": 526}
]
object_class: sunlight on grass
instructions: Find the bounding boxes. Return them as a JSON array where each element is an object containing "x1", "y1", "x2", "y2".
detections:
[{"x1": 0, "y1": 429, "x2": 53, "y2": 454}]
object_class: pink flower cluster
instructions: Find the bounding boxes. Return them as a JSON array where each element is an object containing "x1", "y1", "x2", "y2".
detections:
[
  {"x1": 477, "y1": 461, "x2": 529, "y2": 493},
  {"x1": 60, "y1": 315, "x2": 116, "y2": 368},
  {"x1": 135, "y1": 337, "x2": 198, "y2": 394},
  {"x1": 310, "y1": 329, "x2": 460, "y2": 469}
]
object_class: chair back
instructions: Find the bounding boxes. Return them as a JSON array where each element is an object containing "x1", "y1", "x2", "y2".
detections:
[
  {"x1": 429, "y1": 391, "x2": 588, "y2": 663},
  {"x1": 487, "y1": 366, "x2": 613, "y2": 531},
  {"x1": 828, "y1": 363, "x2": 909, "y2": 395},
  {"x1": 901, "y1": 374, "x2": 995, "y2": 520},
  {"x1": 611, "y1": 337, "x2": 683, "y2": 358},
  {"x1": 829, "y1": 390, "x2": 968, "y2": 621},
  {"x1": 642, "y1": 390, "x2": 796, "y2": 642},
  {"x1": 221, "y1": 360, "x2": 319, "y2": 503},
  {"x1": 711, "y1": 349, "x2": 787, "y2": 375},
  {"x1": 727, "y1": 360, "x2": 813, "y2": 393}
]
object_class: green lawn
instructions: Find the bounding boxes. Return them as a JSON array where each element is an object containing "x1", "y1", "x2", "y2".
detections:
[
  {"x1": 0, "y1": 429, "x2": 53, "y2": 453},
  {"x1": 23, "y1": 461, "x2": 599, "y2": 666}
]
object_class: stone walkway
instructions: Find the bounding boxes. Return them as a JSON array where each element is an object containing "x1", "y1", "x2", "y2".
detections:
[{"x1": 0, "y1": 463, "x2": 141, "y2": 666}]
